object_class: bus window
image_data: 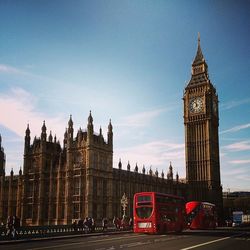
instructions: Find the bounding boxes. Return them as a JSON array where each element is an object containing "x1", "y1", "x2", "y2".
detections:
[
  {"x1": 138, "y1": 195, "x2": 152, "y2": 202},
  {"x1": 136, "y1": 207, "x2": 153, "y2": 219}
]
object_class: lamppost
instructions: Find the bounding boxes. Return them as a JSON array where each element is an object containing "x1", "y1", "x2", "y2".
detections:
[{"x1": 121, "y1": 193, "x2": 128, "y2": 218}]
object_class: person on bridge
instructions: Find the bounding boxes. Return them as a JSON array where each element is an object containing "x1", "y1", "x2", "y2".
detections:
[
  {"x1": 121, "y1": 215, "x2": 128, "y2": 230},
  {"x1": 6, "y1": 215, "x2": 16, "y2": 239},
  {"x1": 102, "y1": 217, "x2": 108, "y2": 231},
  {"x1": 129, "y1": 217, "x2": 133, "y2": 229},
  {"x1": 91, "y1": 217, "x2": 95, "y2": 232},
  {"x1": 113, "y1": 216, "x2": 120, "y2": 230},
  {"x1": 13, "y1": 215, "x2": 20, "y2": 239},
  {"x1": 72, "y1": 220, "x2": 78, "y2": 232}
]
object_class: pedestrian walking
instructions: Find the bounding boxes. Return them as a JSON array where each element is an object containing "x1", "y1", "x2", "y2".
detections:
[
  {"x1": 91, "y1": 217, "x2": 95, "y2": 232},
  {"x1": 102, "y1": 217, "x2": 108, "y2": 231},
  {"x1": 72, "y1": 220, "x2": 78, "y2": 232},
  {"x1": 113, "y1": 216, "x2": 118, "y2": 229},
  {"x1": 129, "y1": 217, "x2": 133, "y2": 229},
  {"x1": 6, "y1": 216, "x2": 14, "y2": 239}
]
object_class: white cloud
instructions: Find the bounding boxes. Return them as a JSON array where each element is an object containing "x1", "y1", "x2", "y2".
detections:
[
  {"x1": 116, "y1": 108, "x2": 170, "y2": 128},
  {"x1": 223, "y1": 140, "x2": 250, "y2": 152},
  {"x1": 0, "y1": 87, "x2": 66, "y2": 139},
  {"x1": 222, "y1": 170, "x2": 250, "y2": 191},
  {"x1": 0, "y1": 64, "x2": 22, "y2": 74},
  {"x1": 222, "y1": 168, "x2": 247, "y2": 176},
  {"x1": 0, "y1": 63, "x2": 70, "y2": 87},
  {"x1": 228, "y1": 159, "x2": 250, "y2": 164},
  {"x1": 220, "y1": 98, "x2": 250, "y2": 110},
  {"x1": 0, "y1": 64, "x2": 31, "y2": 76},
  {"x1": 236, "y1": 175, "x2": 250, "y2": 182},
  {"x1": 220, "y1": 123, "x2": 250, "y2": 134},
  {"x1": 114, "y1": 140, "x2": 185, "y2": 177}
]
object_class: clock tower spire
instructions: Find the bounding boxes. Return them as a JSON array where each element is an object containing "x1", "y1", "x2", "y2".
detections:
[
  {"x1": 189, "y1": 34, "x2": 209, "y2": 86},
  {"x1": 183, "y1": 34, "x2": 222, "y2": 216}
]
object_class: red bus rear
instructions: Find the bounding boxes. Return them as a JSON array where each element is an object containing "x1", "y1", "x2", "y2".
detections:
[
  {"x1": 186, "y1": 201, "x2": 217, "y2": 229},
  {"x1": 133, "y1": 192, "x2": 186, "y2": 233}
]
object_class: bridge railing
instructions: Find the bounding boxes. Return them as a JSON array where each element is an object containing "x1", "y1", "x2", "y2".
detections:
[{"x1": 0, "y1": 223, "x2": 126, "y2": 241}]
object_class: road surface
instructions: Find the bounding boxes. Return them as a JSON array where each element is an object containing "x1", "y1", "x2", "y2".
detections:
[{"x1": 1, "y1": 229, "x2": 250, "y2": 250}]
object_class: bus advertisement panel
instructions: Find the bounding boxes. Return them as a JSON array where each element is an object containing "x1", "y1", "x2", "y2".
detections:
[
  {"x1": 186, "y1": 201, "x2": 217, "y2": 229},
  {"x1": 133, "y1": 192, "x2": 186, "y2": 234}
]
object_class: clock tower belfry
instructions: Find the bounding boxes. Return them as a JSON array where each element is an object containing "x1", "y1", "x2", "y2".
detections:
[{"x1": 183, "y1": 35, "x2": 222, "y2": 211}]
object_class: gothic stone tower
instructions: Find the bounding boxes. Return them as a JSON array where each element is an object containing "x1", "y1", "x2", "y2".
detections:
[
  {"x1": 21, "y1": 112, "x2": 113, "y2": 225},
  {"x1": 183, "y1": 35, "x2": 222, "y2": 211}
]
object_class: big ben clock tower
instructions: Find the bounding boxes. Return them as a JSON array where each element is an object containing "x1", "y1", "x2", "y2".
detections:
[{"x1": 183, "y1": 35, "x2": 222, "y2": 212}]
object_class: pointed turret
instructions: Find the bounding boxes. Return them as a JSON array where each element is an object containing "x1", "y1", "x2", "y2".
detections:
[
  {"x1": 142, "y1": 165, "x2": 145, "y2": 174},
  {"x1": 24, "y1": 124, "x2": 31, "y2": 153},
  {"x1": 68, "y1": 114, "x2": 73, "y2": 127},
  {"x1": 0, "y1": 134, "x2": 4, "y2": 176},
  {"x1": 167, "y1": 162, "x2": 173, "y2": 180},
  {"x1": 134, "y1": 163, "x2": 138, "y2": 173},
  {"x1": 108, "y1": 119, "x2": 113, "y2": 131},
  {"x1": 0, "y1": 139, "x2": 5, "y2": 176},
  {"x1": 188, "y1": 33, "x2": 209, "y2": 86},
  {"x1": 88, "y1": 110, "x2": 93, "y2": 124},
  {"x1": 192, "y1": 33, "x2": 205, "y2": 66},
  {"x1": 127, "y1": 161, "x2": 131, "y2": 171},
  {"x1": 161, "y1": 170, "x2": 164, "y2": 179},
  {"x1": 107, "y1": 119, "x2": 113, "y2": 146},
  {"x1": 118, "y1": 159, "x2": 122, "y2": 170},
  {"x1": 48, "y1": 131, "x2": 53, "y2": 142},
  {"x1": 25, "y1": 124, "x2": 30, "y2": 136},
  {"x1": 41, "y1": 121, "x2": 47, "y2": 141},
  {"x1": 149, "y1": 166, "x2": 152, "y2": 176},
  {"x1": 19, "y1": 167, "x2": 22, "y2": 176},
  {"x1": 67, "y1": 115, "x2": 74, "y2": 143},
  {"x1": 87, "y1": 111, "x2": 94, "y2": 140},
  {"x1": 155, "y1": 168, "x2": 158, "y2": 177}
]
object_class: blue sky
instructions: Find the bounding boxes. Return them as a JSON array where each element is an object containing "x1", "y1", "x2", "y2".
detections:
[{"x1": 0, "y1": 0, "x2": 249, "y2": 192}]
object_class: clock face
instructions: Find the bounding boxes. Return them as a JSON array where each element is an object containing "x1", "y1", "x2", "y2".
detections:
[{"x1": 189, "y1": 97, "x2": 203, "y2": 113}]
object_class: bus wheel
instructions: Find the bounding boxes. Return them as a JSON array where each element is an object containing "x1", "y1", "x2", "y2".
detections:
[{"x1": 163, "y1": 225, "x2": 167, "y2": 233}]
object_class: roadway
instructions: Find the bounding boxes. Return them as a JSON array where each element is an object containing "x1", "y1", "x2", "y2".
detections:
[{"x1": 1, "y1": 228, "x2": 250, "y2": 250}]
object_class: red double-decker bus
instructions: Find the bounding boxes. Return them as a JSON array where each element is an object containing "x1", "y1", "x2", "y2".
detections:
[
  {"x1": 133, "y1": 192, "x2": 186, "y2": 233},
  {"x1": 186, "y1": 201, "x2": 217, "y2": 229}
]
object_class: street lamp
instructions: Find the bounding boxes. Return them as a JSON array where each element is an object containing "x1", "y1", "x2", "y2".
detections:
[{"x1": 121, "y1": 193, "x2": 128, "y2": 218}]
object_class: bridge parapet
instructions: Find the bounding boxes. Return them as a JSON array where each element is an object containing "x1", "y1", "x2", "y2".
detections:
[{"x1": 0, "y1": 223, "x2": 122, "y2": 241}]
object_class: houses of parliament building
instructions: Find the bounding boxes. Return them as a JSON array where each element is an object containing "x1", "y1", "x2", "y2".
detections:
[{"x1": 0, "y1": 37, "x2": 223, "y2": 226}]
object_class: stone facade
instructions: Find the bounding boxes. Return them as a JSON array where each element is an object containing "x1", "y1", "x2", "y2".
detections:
[
  {"x1": 0, "y1": 36, "x2": 223, "y2": 225},
  {"x1": 0, "y1": 114, "x2": 185, "y2": 225}
]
